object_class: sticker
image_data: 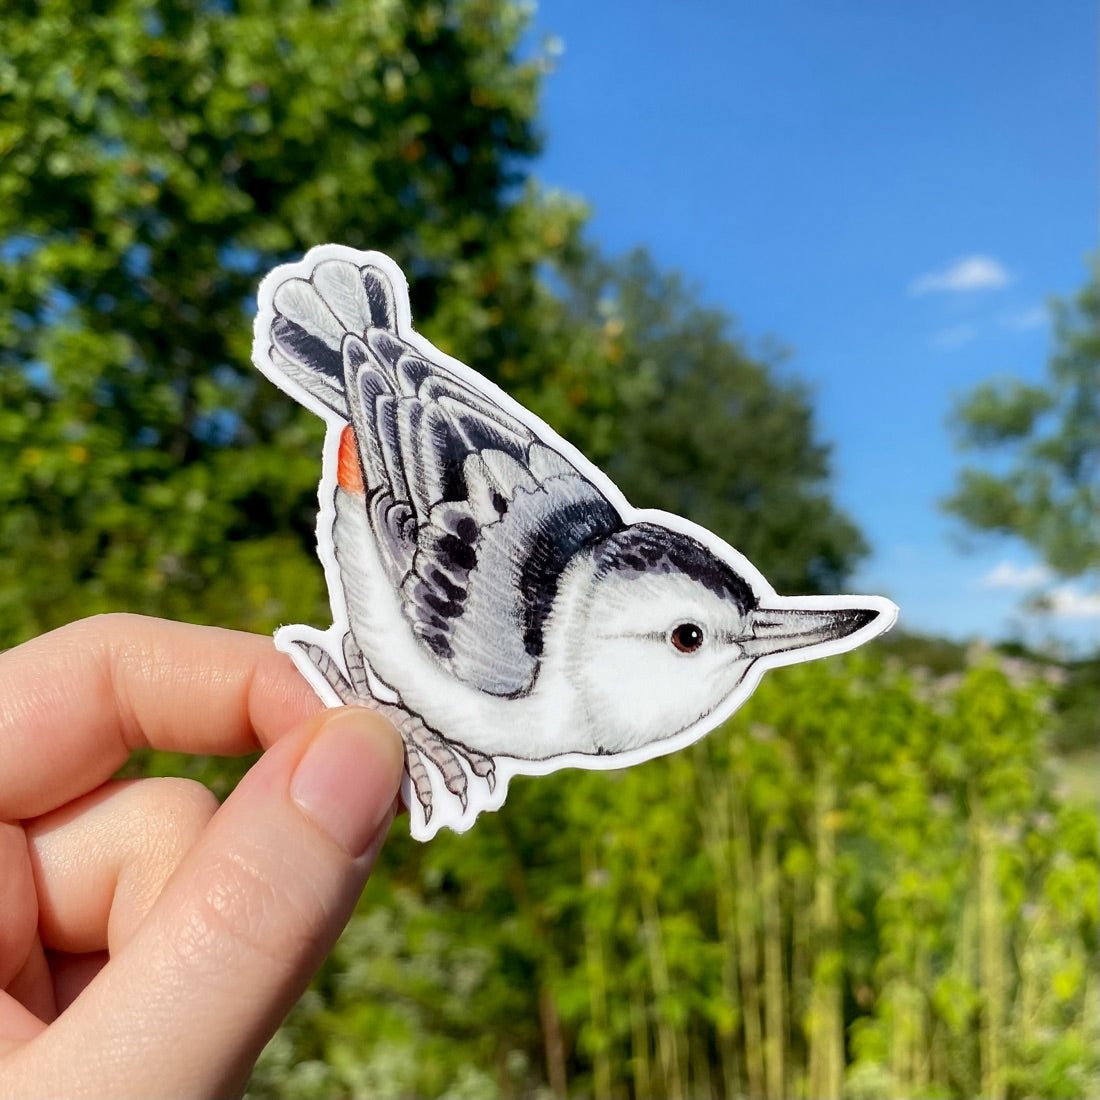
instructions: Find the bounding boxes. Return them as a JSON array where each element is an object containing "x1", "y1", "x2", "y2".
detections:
[{"x1": 252, "y1": 246, "x2": 899, "y2": 841}]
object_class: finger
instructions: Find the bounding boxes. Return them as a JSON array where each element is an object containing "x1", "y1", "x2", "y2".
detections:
[
  {"x1": 1, "y1": 943, "x2": 105, "y2": 1037},
  {"x1": 4, "y1": 780, "x2": 221, "y2": 1036},
  {"x1": 9, "y1": 706, "x2": 404, "y2": 1100},
  {"x1": 0, "y1": 614, "x2": 322, "y2": 820},
  {"x1": 0, "y1": 821, "x2": 49, "y2": 1044},
  {"x1": 27, "y1": 778, "x2": 220, "y2": 958},
  {"x1": 0, "y1": 948, "x2": 49, "y2": 1052},
  {"x1": 0, "y1": 823, "x2": 37, "y2": 990}
]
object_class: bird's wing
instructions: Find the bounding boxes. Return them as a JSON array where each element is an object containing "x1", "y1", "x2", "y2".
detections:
[
  {"x1": 268, "y1": 259, "x2": 398, "y2": 416},
  {"x1": 263, "y1": 255, "x2": 622, "y2": 697},
  {"x1": 345, "y1": 325, "x2": 622, "y2": 698}
]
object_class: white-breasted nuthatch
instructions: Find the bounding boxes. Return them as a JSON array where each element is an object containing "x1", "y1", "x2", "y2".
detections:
[{"x1": 253, "y1": 247, "x2": 897, "y2": 840}]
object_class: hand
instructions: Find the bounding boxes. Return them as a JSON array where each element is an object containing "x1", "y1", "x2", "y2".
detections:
[{"x1": 0, "y1": 614, "x2": 403, "y2": 1099}]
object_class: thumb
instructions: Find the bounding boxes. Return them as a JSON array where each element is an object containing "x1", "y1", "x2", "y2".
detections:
[{"x1": 18, "y1": 706, "x2": 404, "y2": 1100}]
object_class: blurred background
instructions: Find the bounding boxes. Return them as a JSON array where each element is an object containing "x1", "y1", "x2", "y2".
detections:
[{"x1": 1, "y1": 1, "x2": 1096, "y2": 1097}]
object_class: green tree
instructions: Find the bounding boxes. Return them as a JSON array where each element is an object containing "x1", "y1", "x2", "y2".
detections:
[
  {"x1": 0, "y1": 0, "x2": 582, "y2": 645},
  {"x1": 0, "y1": 0, "x2": 866, "y2": 649},
  {"x1": 559, "y1": 249, "x2": 867, "y2": 594},
  {"x1": 943, "y1": 260, "x2": 1099, "y2": 578}
]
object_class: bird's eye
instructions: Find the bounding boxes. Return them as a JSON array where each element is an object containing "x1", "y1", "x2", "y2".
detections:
[{"x1": 670, "y1": 623, "x2": 705, "y2": 653}]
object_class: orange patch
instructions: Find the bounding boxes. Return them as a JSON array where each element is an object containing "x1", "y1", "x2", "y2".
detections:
[{"x1": 337, "y1": 425, "x2": 366, "y2": 495}]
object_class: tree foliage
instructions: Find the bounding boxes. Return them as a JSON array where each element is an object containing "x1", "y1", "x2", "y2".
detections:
[
  {"x1": 0, "y1": 0, "x2": 585, "y2": 640},
  {"x1": 0, "y1": 0, "x2": 865, "y2": 653},
  {"x1": 943, "y1": 260, "x2": 1100, "y2": 577},
  {"x1": 249, "y1": 654, "x2": 1099, "y2": 1100},
  {"x1": 559, "y1": 250, "x2": 868, "y2": 594},
  {"x1": 3, "y1": 4, "x2": 1094, "y2": 1099}
]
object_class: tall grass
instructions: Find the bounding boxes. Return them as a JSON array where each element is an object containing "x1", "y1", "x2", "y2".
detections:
[{"x1": 250, "y1": 654, "x2": 1099, "y2": 1100}]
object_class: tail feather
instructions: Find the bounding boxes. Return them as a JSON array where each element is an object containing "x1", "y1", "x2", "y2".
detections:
[{"x1": 266, "y1": 259, "x2": 400, "y2": 416}]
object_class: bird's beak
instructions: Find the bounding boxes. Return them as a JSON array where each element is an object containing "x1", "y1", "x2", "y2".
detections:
[{"x1": 740, "y1": 605, "x2": 882, "y2": 659}]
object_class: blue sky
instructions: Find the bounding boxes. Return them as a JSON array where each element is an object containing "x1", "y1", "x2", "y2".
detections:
[{"x1": 527, "y1": 0, "x2": 1097, "y2": 653}]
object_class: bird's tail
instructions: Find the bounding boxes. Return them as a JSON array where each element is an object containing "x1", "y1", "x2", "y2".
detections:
[{"x1": 265, "y1": 257, "x2": 400, "y2": 417}]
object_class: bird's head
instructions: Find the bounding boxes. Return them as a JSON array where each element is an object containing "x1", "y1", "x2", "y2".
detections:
[{"x1": 555, "y1": 523, "x2": 888, "y2": 755}]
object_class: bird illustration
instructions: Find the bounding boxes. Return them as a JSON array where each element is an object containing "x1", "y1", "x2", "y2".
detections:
[{"x1": 253, "y1": 246, "x2": 898, "y2": 840}]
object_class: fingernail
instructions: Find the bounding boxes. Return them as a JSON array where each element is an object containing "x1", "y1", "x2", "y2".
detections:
[{"x1": 290, "y1": 709, "x2": 403, "y2": 857}]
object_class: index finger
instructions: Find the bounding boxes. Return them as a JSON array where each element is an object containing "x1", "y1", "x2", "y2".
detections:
[{"x1": 0, "y1": 614, "x2": 323, "y2": 821}]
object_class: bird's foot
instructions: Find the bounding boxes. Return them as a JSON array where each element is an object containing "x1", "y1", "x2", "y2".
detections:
[
  {"x1": 294, "y1": 641, "x2": 358, "y2": 704},
  {"x1": 389, "y1": 708, "x2": 510, "y2": 827},
  {"x1": 404, "y1": 745, "x2": 433, "y2": 825},
  {"x1": 302, "y1": 633, "x2": 496, "y2": 832},
  {"x1": 361, "y1": 702, "x2": 460, "y2": 818},
  {"x1": 465, "y1": 750, "x2": 496, "y2": 793},
  {"x1": 341, "y1": 634, "x2": 498, "y2": 822},
  {"x1": 297, "y1": 637, "x2": 441, "y2": 816}
]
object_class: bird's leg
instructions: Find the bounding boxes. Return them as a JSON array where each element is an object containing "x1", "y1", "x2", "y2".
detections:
[
  {"x1": 295, "y1": 637, "x2": 436, "y2": 821},
  {"x1": 338, "y1": 633, "x2": 450, "y2": 819},
  {"x1": 342, "y1": 633, "x2": 490, "y2": 812},
  {"x1": 300, "y1": 634, "x2": 493, "y2": 824},
  {"x1": 294, "y1": 641, "x2": 358, "y2": 704},
  {"x1": 371, "y1": 705, "x2": 460, "y2": 819},
  {"x1": 348, "y1": 694, "x2": 474, "y2": 816},
  {"x1": 342, "y1": 631, "x2": 372, "y2": 698}
]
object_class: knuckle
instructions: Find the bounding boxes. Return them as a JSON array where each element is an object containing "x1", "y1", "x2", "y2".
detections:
[
  {"x1": 148, "y1": 776, "x2": 221, "y2": 827},
  {"x1": 58, "y1": 612, "x2": 146, "y2": 656},
  {"x1": 167, "y1": 843, "x2": 327, "y2": 978},
  {"x1": 74, "y1": 611, "x2": 142, "y2": 633},
  {"x1": 109, "y1": 778, "x2": 222, "y2": 948},
  {"x1": 126, "y1": 777, "x2": 220, "y2": 864}
]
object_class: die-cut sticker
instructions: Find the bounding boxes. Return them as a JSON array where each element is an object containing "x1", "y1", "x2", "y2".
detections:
[{"x1": 252, "y1": 246, "x2": 898, "y2": 841}]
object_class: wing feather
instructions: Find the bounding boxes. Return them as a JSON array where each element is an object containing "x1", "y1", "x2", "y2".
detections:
[
  {"x1": 312, "y1": 259, "x2": 376, "y2": 334},
  {"x1": 373, "y1": 395, "x2": 411, "y2": 512},
  {"x1": 348, "y1": 325, "x2": 625, "y2": 695},
  {"x1": 273, "y1": 278, "x2": 346, "y2": 349},
  {"x1": 265, "y1": 254, "x2": 623, "y2": 697}
]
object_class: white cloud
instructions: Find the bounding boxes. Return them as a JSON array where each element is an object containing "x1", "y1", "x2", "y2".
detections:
[
  {"x1": 983, "y1": 561, "x2": 1051, "y2": 589},
  {"x1": 998, "y1": 304, "x2": 1048, "y2": 331},
  {"x1": 909, "y1": 255, "x2": 1011, "y2": 296},
  {"x1": 1044, "y1": 584, "x2": 1100, "y2": 620},
  {"x1": 983, "y1": 564, "x2": 1100, "y2": 620},
  {"x1": 931, "y1": 323, "x2": 977, "y2": 349}
]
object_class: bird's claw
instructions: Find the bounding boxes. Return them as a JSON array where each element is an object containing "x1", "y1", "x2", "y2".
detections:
[
  {"x1": 467, "y1": 751, "x2": 496, "y2": 793},
  {"x1": 327, "y1": 638, "x2": 496, "y2": 831}
]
